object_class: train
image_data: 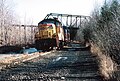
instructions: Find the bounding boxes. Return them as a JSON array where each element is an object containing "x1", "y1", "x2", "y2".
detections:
[{"x1": 35, "y1": 18, "x2": 70, "y2": 50}]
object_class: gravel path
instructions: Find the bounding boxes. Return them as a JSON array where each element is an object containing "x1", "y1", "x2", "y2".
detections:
[{"x1": 0, "y1": 45, "x2": 104, "y2": 81}]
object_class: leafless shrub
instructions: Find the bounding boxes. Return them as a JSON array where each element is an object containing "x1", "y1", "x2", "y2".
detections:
[{"x1": 81, "y1": 0, "x2": 120, "y2": 80}]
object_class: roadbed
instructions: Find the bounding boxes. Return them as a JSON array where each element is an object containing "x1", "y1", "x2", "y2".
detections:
[{"x1": 0, "y1": 51, "x2": 53, "y2": 70}]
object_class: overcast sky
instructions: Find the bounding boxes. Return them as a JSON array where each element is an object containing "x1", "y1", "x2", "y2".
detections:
[{"x1": 12, "y1": 0, "x2": 105, "y2": 25}]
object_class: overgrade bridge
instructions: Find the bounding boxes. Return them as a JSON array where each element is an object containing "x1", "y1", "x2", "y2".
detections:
[{"x1": 45, "y1": 13, "x2": 90, "y2": 40}]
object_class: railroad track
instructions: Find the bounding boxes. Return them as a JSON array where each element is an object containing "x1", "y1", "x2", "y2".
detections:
[{"x1": 0, "y1": 43, "x2": 104, "y2": 81}]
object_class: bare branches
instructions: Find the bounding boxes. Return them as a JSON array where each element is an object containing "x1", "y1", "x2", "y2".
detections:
[
  {"x1": 83, "y1": 0, "x2": 120, "y2": 63},
  {"x1": 81, "y1": 0, "x2": 120, "y2": 79}
]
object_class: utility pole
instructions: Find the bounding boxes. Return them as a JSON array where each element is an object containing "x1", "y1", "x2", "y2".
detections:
[
  {"x1": 105, "y1": 0, "x2": 107, "y2": 5},
  {"x1": 24, "y1": 13, "x2": 27, "y2": 45}
]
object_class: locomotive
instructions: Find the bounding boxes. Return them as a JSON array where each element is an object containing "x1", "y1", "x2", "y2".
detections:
[{"x1": 35, "y1": 18, "x2": 70, "y2": 50}]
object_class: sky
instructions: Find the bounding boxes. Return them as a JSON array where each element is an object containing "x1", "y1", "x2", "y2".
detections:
[{"x1": 11, "y1": 0, "x2": 105, "y2": 25}]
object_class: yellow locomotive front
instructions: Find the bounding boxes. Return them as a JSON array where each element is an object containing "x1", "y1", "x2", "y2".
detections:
[
  {"x1": 35, "y1": 24, "x2": 56, "y2": 39},
  {"x1": 35, "y1": 18, "x2": 64, "y2": 50}
]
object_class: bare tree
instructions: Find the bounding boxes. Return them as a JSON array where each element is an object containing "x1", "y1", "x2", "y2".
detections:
[{"x1": 0, "y1": 0, "x2": 14, "y2": 46}]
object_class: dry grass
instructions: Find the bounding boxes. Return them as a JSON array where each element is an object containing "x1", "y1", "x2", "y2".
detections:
[{"x1": 90, "y1": 43, "x2": 117, "y2": 80}]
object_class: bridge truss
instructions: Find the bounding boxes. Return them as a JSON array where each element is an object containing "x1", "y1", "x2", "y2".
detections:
[{"x1": 45, "y1": 13, "x2": 90, "y2": 29}]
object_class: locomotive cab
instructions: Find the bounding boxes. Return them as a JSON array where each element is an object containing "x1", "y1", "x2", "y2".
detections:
[{"x1": 35, "y1": 18, "x2": 65, "y2": 50}]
